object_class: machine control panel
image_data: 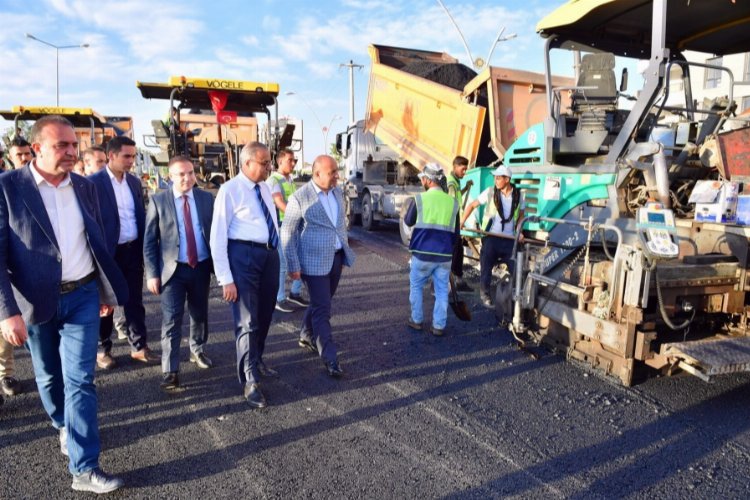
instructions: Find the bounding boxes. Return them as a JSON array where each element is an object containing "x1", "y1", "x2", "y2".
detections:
[{"x1": 636, "y1": 203, "x2": 679, "y2": 260}]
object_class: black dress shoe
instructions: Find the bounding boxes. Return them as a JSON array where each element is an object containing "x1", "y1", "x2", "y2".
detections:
[
  {"x1": 298, "y1": 337, "x2": 317, "y2": 354},
  {"x1": 258, "y1": 362, "x2": 279, "y2": 378},
  {"x1": 325, "y1": 361, "x2": 343, "y2": 378},
  {"x1": 160, "y1": 372, "x2": 179, "y2": 391},
  {"x1": 244, "y1": 383, "x2": 267, "y2": 408}
]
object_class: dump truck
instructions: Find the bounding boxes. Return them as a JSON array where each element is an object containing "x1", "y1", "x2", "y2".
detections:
[
  {"x1": 0, "y1": 106, "x2": 133, "y2": 153},
  {"x1": 137, "y1": 76, "x2": 294, "y2": 187},
  {"x1": 485, "y1": 0, "x2": 750, "y2": 385},
  {"x1": 337, "y1": 44, "x2": 574, "y2": 243}
]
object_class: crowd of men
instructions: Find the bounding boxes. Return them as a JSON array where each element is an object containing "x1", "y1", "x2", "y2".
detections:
[
  {"x1": 0, "y1": 115, "x2": 522, "y2": 495},
  {"x1": 0, "y1": 116, "x2": 355, "y2": 494}
]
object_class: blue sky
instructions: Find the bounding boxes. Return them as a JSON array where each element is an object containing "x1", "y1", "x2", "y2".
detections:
[{"x1": 0, "y1": 0, "x2": 573, "y2": 162}]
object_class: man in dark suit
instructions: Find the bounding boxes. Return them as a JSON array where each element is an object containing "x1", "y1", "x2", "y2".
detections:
[
  {"x1": 144, "y1": 156, "x2": 214, "y2": 390},
  {"x1": 90, "y1": 136, "x2": 156, "y2": 367},
  {"x1": 281, "y1": 155, "x2": 356, "y2": 378},
  {"x1": 0, "y1": 115, "x2": 128, "y2": 493}
]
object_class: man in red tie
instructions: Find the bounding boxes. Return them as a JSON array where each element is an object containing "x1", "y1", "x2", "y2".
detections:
[{"x1": 143, "y1": 156, "x2": 215, "y2": 390}]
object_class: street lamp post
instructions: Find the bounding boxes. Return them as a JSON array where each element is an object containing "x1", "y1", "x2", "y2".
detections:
[
  {"x1": 286, "y1": 91, "x2": 341, "y2": 151},
  {"x1": 25, "y1": 33, "x2": 89, "y2": 106}
]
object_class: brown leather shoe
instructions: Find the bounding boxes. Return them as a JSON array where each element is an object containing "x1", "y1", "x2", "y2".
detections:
[
  {"x1": 130, "y1": 347, "x2": 159, "y2": 364},
  {"x1": 96, "y1": 352, "x2": 117, "y2": 370}
]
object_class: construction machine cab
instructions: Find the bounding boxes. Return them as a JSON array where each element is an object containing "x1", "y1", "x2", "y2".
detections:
[
  {"x1": 137, "y1": 76, "x2": 292, "y2": 186},
  {"x1": 0, "y1": 106, "x2": 131, "y2": 154}
]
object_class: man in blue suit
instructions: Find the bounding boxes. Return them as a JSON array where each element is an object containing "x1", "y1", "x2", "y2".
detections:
[
  {"x1": 281, "y1": 155, "x2": 356, "y2": 378},
  {"x1": 90, "y1": 136, "x2": 156, "y2": 367},
  {"x1": 0, "y1": 116, "x2": 128, "y2": 493},
  {"x1": 144, "y1": 156, "x2": 214, "y2": 390}
]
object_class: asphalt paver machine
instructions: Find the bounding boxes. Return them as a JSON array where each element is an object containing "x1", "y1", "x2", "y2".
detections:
[
  {"x1": 500, "y1": 0, "x2": 750, "y2": 385},
  {"x1": 137, "y1": 76, "x2": 293, "y2": 187}
]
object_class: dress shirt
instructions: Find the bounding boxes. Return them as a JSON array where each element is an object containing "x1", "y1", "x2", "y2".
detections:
[
  {"x1": 172, "y1": 187, "x2": 210, "y2": 264},
  {"x1": 106, "y1": 166, "x2": 138, "y2": 244},
  {"x1": 30, "y1": 161, "x2": 95, "y2": 282},
  {"x1": 312, "y1": 182, "x2": 342, "y2": 250},
  {"x1": 210, "y1": 173, "x2": 279, "y2": 285}
]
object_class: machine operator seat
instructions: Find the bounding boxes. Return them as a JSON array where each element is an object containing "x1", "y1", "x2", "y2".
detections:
[{"x1": 572, "y1": 52, "x2": 618, "y2": 132}]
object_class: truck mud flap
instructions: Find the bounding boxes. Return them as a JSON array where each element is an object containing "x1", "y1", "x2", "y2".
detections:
[{"x1": 661, "y1": 336, "x2": 750, "y2": 381}]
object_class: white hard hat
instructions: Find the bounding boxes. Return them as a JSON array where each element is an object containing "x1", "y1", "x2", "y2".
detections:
[
  {"x1": 492, "y1": 165, "x2": 512, "y2": 178},
  {"x1": 418, "y1": 163, "x2": 443, "y2": 181}
]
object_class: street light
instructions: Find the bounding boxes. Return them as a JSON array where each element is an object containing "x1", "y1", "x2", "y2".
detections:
[
  {"x1": 286, "y1": 91, "x2": 341, "y2": 150},
  {"x1": 322, "y1": 115, "x2": 342, "y2": 149},
  {"x1": 25, "y1": 33, "x2": 90, "y2": 106}
]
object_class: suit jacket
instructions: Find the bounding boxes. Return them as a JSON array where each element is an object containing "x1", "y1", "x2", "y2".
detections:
[
  {"x1": 144, "y1": 187, "x2": 214, "y2": 285},
  {"x1": 281, "y1": 181, "x2": 355, "y2": 276},
  {"x1": 0, "y1": 166, "x2": 128, "y2": 325},
  {"x1": 89, "y1": 168, "x2": 146, "y2": 256}
]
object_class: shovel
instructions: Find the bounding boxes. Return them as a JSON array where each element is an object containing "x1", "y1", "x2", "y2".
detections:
[{"x1": 449, "y1": 273, "x2": 472, "y2": 321}]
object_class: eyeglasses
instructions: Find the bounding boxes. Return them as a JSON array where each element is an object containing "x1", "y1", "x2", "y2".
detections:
[{"x1": 252, "y1": 159, "x2": 272, "y2": 167}]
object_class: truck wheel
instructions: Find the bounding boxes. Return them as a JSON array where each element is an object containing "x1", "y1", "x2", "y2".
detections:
[
  {"x1": 399, "y1": 202, "x2": 414, "y2": 246},
  {"x1": 344, "y1": 196, "x2": 360, "y2": 229},
  {"x1": 362, "y1": 193, "x2": 378, "y2": 231}
]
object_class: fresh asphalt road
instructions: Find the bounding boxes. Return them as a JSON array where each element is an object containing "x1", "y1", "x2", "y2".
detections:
[{"x1": 2, "y1": 223, "x2": 750, "y2": 499}]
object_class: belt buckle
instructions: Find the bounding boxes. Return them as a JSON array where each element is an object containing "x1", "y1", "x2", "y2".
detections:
[{"x1": 266, "y1": 242, "x2": 273, "y2": 250}]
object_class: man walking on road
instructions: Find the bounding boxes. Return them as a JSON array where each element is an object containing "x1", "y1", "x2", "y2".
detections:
[
  {"x1": 404, "y1": 163, "x2": 459, "y2": 336},
  {"x1": 281, "y1": 155, "x2": 356, "y2": 378},
  {"x1": 0, "y1": 137, "x2": 37, "y2": 398},
  {"x1": 210, "y1": 142, "x2": 280, "y2": 408},
  {"x1": 144, "y1": 156, "x2": 214, "y2": 391},
  {"x1": 90, "y1": 136, "x2": 156, "y2": 367},
  {"x1": 0, "y1": 115, "x2": 128, "y2": 493},
  {"x1": 267, "y1": 148, "x2": 308, "y2": 313}
]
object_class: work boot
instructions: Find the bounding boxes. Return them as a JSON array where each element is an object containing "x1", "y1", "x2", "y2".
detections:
[{"x1": 480, "y1": 290, "x2": 493, "y2": 308}]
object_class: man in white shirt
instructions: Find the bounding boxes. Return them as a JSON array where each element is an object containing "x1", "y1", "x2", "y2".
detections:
[
  {"x1": 461, "y1": 165, "x2": 524, "y2": 308},
  {"x1": 210, "y1": 142, "x2": 280, "y2": 408},
  {"x1": 90, "y1": 137, "x2": 155, "y2": 367},
  {"x1": 0, "y1": 115, "x2": 128, "y2": 493}
]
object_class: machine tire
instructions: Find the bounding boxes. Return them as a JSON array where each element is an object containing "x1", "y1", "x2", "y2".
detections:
[
  {"x1": 344, "y1": 195, "x2": 360, "y2": 230},
  {"x1": 494, "y1": 267, "x2": 513, "y2": 325},
  {"x1": 362, "y1": 193, "x2": 378, "y2": 231},
  {"x1": 399, "y1": 201, "x2": 414, "y2": 246}
]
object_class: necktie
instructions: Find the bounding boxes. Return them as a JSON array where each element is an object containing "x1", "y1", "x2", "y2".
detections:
[
  {"x1": 254, "y1": 184, "x2": 278, "y2": 249},
  {"x1": 183, "y1": 195, "x2": 198, "y2": 268}
]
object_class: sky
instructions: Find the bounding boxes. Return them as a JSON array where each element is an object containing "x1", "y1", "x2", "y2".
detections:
[{"x1": 0, "y1": 0, "x2": 575, "y2": 163}]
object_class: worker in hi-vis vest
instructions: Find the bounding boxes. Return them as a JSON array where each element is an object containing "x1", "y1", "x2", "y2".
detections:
[
  {"x1": 446, "y1": 155, "x2": 471, "y2": 291},
  {"x1": 461, "y1": 165, "x2": 525, "y2": 309},
  {"x1": 266, "y1": 149, "x2": 309, "y2": 313},
  {"x1": 404, "y1": 163, "x2": 459, "y2": 337}
]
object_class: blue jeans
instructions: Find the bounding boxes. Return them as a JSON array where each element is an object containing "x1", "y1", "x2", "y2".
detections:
[
  {"x1": 277, "y1": 240, "x2": 302, "y2": 302},
  {"x1": 25, "y1": 280, "x2": 101, "y2": 475},
  {"x1": 409, "y1": 257, "x2": 451, "y2": 329}
]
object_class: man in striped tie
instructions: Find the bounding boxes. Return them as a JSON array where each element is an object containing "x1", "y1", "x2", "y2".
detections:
[{"x1": 210, "y1": 142, "x2": 280, "y2": 408}]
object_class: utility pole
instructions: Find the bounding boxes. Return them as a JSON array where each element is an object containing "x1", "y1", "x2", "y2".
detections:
[{"x1": 340, "y1": 60, "x2": 363, "y2": 125}]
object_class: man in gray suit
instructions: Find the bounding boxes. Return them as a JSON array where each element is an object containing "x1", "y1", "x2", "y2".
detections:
[
  {"x1": 144, "y1": 156, "x2": 214, "y2": 390},
  {"x1": 282, "y1": 155, "x2": 356, "y2": 377}
]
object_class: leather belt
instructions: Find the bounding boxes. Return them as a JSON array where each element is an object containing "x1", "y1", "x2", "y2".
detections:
[
  {"x1": 229, "y1": 239, "x2": 275, "y2": 250},
  {"x1": 117, "y1": 240, "x2": 138, "y2": 249},
  {"x1": 60, "y1": 271, "x2": 97, "y2": 294}
]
